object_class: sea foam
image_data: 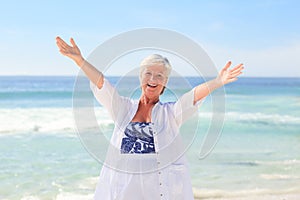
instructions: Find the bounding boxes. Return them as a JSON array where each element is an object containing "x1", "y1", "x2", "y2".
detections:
[{"x1": 0, "y1": 108, "x2": 113, "y2": 135}]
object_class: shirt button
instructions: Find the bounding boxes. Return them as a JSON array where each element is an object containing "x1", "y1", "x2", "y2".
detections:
[
  {"x1": 159, "y1": 182, "x2": 162, "y2": 185},
  {"x1": 158, "y1": 171, "x2": 161, "y2": 174},
  {"x1": 157, "y1": 161, "x2": 160, "y2": 164},
  {"x1": 160, "y1": 194, "x2": 163, "y2": 196}
]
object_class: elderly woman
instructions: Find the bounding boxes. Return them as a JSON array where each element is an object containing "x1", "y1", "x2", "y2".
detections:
[{"x1": 56, "y1": 37, "x2": 243, "y2": 200}]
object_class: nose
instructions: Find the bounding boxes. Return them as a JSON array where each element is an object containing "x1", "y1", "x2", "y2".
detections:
[{"x1": 149, "y1": 74, "x2": 158, "y2": 83}]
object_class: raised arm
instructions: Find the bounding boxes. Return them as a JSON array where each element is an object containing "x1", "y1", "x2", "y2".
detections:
[
  {"x1": 55, "y1": 36, "x2": 104, "y2": 89},
  {"x1": 194, "y1": 61, "x2": 244, "y2": 104}
]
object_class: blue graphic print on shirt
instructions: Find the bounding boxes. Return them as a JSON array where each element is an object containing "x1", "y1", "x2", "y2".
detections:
[{"x1": 121, "y1": 122, "x2": 156, "y2": 154}]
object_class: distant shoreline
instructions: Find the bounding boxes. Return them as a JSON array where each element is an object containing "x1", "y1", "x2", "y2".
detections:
[{"x1": 0, "y1": 75, "x2": 299, "y2": 79}]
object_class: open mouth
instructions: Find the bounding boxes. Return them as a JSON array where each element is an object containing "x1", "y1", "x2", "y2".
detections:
[{"x1": 147, "y1": 83, "x2": 157, "y2": 88}]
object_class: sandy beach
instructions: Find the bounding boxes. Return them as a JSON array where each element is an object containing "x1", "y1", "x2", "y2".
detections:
[{"x1": 196, "y1": 194, "x2": 300, "y2": 200}]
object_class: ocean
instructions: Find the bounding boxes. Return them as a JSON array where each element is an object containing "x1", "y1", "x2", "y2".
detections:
[{"x1": 0, "y1": 76, "x2": 299, "y2": 200}]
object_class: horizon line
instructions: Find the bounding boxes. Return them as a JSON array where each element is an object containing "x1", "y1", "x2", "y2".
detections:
[{"x1": 0, "y1": 75, "x2": 299, "y2": 78}]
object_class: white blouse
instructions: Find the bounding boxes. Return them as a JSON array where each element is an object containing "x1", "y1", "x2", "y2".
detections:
[{"x1": 90, "y1": 79, "x2": 203, "y2": 200}]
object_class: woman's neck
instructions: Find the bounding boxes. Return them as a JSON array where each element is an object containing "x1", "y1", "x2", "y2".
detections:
[{"x1": 140, "y1": 94, "x2": 159, "y2": 105}]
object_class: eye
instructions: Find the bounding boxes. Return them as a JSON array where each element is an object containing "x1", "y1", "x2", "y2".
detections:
[
  {"x1": 156, "y1": 74, "x2": 164, "y2": 80},
  {"x1": 145, "y1": 71, "x2": 152, "y2": 76}
]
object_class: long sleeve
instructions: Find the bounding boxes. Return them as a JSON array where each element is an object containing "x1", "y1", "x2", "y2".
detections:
[
  {"x1": 90, "y1": 78, "x2": 130, "y2": 122},
  {"x1": 173, "y1": 88, "x2": 205, "y2": 126}
]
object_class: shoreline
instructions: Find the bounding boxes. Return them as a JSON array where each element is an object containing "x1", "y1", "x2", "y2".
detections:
[
  {"x1": 195, "y1": 193, "x2": 300, "y2": 200},
  {"x1": 193, "y1": 188, "x2": 300, "y2": 200},
  {"x1": 19, "y1": 192, "x2": 300, "y2": 200}
]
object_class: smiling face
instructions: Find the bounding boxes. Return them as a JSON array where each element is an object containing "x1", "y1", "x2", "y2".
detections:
[{"x1": 140, "y1": 64, "x2": 168, "y2": 100}]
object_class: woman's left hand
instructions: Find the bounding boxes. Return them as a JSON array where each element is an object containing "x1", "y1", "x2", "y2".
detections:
[
  {"x1": 193, "y1": 61, "x2": 244, "y2": 103},
  {"x1": 217, "y1": 61, "x2": 244, "y2": 85}
]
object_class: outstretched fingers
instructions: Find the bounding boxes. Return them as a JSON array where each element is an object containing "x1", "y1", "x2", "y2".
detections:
[
  {"x1": 56, "y1": 37, "x2": 65, "y2": 46},
  {"x1": 56, "y1": 37, "x2": 70, "y2": 50},
  {"x1": 229, "y1": 64, "x2": 244, "y2": 78},
  {"x1": 56, "y1": 38, "x2": 65, "y2": 50},
  {"x1": 230, "y1": 63, "x2": 244, "y2": 73},
  {"x1": 229, "y1": 71, "x2": 242, "y2": 79},
  {"x1": 222, "y1": 61, "x2": 232, "y2": 71},
  {"x1": 70, "y1": 38, "x2": 77, "y2": 48}
]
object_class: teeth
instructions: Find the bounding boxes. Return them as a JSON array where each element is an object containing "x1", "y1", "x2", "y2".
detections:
[{"x1": 147, "y1": 84, "x2": 157, "y2": 88}]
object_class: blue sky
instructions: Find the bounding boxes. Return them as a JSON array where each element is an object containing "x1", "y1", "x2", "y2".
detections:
[{"x1": 0, "y1": 0, "x2": 299, "y2": 77}]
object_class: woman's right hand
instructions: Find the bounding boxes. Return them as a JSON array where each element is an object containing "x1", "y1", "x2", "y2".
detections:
[{"x1": 56, "y1": 36, "x2": 85, "y2": 67}]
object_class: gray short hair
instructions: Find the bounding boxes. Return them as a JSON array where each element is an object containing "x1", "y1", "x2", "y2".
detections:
[{"x1": 139, "y1": 54, "x2": 172, "y2": 77}]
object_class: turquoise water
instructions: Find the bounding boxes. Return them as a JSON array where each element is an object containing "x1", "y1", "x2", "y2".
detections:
[{"x1": 0, "y1": 76, "x2": 299, "y2": 199}]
